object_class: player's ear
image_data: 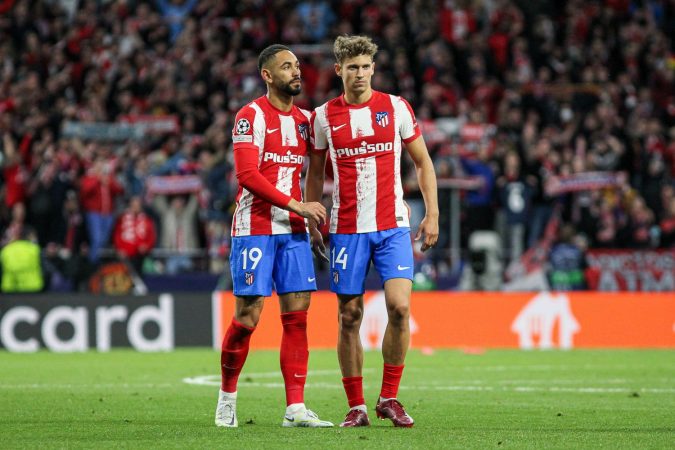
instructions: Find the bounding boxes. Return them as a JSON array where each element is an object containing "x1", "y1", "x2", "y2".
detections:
[
  {"x1": 261, "y1": 67, "x2": 273, "y2": 84},
  {"x1": 334, "y1": 63, "x2": 341, "y2": 76}
]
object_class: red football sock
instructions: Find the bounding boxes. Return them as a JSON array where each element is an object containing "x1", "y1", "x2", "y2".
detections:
[
  {"x1": 342, "y1": 376, "x2": 365, "y2": 408},
  {"x1": 220, "y1": 318, "x2": 255, "y2": 393},
  {"x1": 380, "y1": 364, "x2": 404, "y2": 399},
  {"x1": 280, "y1": 310, "x2": 309, "y2": 406}
]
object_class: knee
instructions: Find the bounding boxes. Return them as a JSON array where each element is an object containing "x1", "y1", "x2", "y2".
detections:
[
  {"x1": 387, "y1": 302, "x2": 410, "y2": 326},
  {"x1": 339, "y1": 305, "x2": 363, "y2": 331}
]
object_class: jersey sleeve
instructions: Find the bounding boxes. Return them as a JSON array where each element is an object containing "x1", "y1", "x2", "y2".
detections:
[
  {"x1": 310, "y1": 108, "x2": 328, "y2": 152},
  {"x1": 232, "y1": 106, "x2": 264, "y2": 151},
  {"x1": 231, "y1": 106, "x2": 293, "y2": 209},
  {"x1": 396, "y1": 97, "x2": 422, "y2": 144}
]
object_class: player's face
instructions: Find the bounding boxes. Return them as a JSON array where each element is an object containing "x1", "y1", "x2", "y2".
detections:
[
  {"x1": 267, "y1": 50, "x2": 302, "y2": 96},
  {"x1": 336, "y1": 54, "x2": 374, "y2": 97}
]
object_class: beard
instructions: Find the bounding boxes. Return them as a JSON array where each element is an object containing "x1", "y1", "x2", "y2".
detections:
[{"x1": 280, "y1": 78, "x2": 302, "y2": 96}]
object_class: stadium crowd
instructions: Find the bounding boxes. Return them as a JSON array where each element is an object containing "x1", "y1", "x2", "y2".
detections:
[{"x1": 0, "y1": 0, "x2": 674, "y2": 291}]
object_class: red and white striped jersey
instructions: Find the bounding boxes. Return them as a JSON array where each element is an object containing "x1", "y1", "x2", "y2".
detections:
[
  {"x1": 231, "y1": 96, "x2": 311, "y2": 236},
  {"x1": 311, "y1": 90, "x2": 422, "y2": 234}
]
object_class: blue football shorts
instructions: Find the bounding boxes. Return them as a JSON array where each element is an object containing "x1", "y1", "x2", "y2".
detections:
[
  {"x1": 329, "y1": 227, "x2": 414, "y2": 295},
  {"x1": 230, "y1": 233, "x2": 317, "y2": 297}
]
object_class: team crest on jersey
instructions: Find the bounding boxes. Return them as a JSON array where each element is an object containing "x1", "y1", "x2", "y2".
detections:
[
  {"x1": 235, "y1": 118, "x2": 251, "y2": 134},
  {"x1": 245, "y1": 272, "x2": 255, "y2": 286},
  {"x1": 298, "y1": 123, "x2": 308, "y2": 141},
  {"x1": 333, "y1": 270, "x2": 339, "y2": 284},
  {"x1": 375, "y1": 112, "x2": 389, "y2": 127}
]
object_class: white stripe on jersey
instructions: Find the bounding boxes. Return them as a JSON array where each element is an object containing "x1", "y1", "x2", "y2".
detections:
[
  {"x1": 279, "y1": 115, "x2": 298, "y2": 147},
  {"x1": 390, "y1": 95, "x2": 410, "y2": 228},
  {"x1": 315, "y1": 105, "x2": 342, "y2": 234},
  {"x1": 234, "y1": 187, "x2": 253, "y2": 236},
  {"x1": 250, "y1": 103, "x2": 266, "y2": 164},
  {"x1": 271, "y1": 166, "x2": 294, "y2": 234},
  {"x1": 355, "y1": 156, "x2": 378, "y2": 231},
  {"x1": 349, "y1": 107, "x2": 374, "y2": 138}
]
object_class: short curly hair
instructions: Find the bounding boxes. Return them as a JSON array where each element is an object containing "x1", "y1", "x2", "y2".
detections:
[{"x1": 333, "y1": 35, "x2": 378, "y2": 64}]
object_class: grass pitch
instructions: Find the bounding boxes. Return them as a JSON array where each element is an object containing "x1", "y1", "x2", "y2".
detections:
[{"x1": 1, "y1": 349, "x2": 673, "y2": 449}]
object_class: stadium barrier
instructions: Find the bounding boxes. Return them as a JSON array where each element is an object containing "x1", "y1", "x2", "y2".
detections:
[
  {"x1": 0, "y1": 294, "x2": 212, "y2": 352},
  {"x1": 1, "y1": 292, "x2": 673, "y2": 352},
  {"x1": 213, "y1": 291, "x2": 675, "y2": 350}
]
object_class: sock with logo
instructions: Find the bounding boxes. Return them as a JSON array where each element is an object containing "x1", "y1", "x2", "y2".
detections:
[
  {"x1": 380, "y1": 363, "x2": 404, "y2": 399},
  {"x1": 280, "y1": 310, "x2": 309, "y2": 406},
  {"x1": 220, "y1": 318, "x2": 255, "y2": 393},
  {"x1": 342, "y1": 376, "x2": 365, "y2": 408}
]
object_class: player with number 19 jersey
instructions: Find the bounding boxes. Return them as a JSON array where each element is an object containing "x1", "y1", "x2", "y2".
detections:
[
  {"x1": 230, "y1": 96, "x2": 316, "y2": 296},
  {"x1": 311, "y1": 90, "x2": 421, "y2": 294}
]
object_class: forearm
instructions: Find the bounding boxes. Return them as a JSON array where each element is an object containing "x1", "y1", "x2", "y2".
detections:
[
  {"x1": 304, "y1": 171, "x2": 324, "y2": 204},
  {"x1": 416, "y1": 158, "x2": 439, "y2": 218},
  {"x1": 237, "y1": 169, "x2": 293, "y2": 210},
  {"x1": 304, "y1": 152, "x2": 326, "y2": 226}
]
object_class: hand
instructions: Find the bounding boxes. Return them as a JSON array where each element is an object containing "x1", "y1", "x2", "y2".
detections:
[
  {"x1": 415, "y1": 214, "x2": 439, "y2": 252},
  {"x1": 309, "y1": 226, "x2": 328, "y2": 262},
  {"x1": 293, "y1": 200, "x2": 326, "y2": 225}
]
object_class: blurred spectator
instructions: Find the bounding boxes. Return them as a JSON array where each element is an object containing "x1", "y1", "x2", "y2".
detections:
[
  {"x1": 295, "y1": 0, "x2": 336, "y2": 42},
  {"x1": 51, "y1": 190, "x2": 90, "y2": 291},
  {"x1": 497, "y1": 150, "x2": 532, "y2": 263},
  {"x1": 79, "y1": 156, "x2": 124, "y2": 264},
  {"x1": 154, "y1": 0, "x2": 199, "y2": 42},
  {"x1": 548, "y1": 224, "x2": 587, "y2": 291},
  {"x1": 0, "y1": 226, "x2": 44, "y2": 293},
  {"x1": 112, "y1": 195, "x2": 157, "y2": 275},
  {"x1": 659, "y1": 195, "x2": 675, "y2": 248},
  {"x1": 461, "y1": 146, "x2": 495, "y2": 241},
  {"x1": 1, "y1": 201, "x2": 26, "y2": 246},
  {"x1": 152, "y1": 192, "x2": 199, "y2": 274}
]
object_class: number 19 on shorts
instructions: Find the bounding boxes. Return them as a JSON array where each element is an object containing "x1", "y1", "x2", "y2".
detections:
[
  {"x1": 331, "y1": 247, "x2": 348, "y2": 270},
  {"x1": 241, "y1": 247, "x2": 262, "y2": 270}
]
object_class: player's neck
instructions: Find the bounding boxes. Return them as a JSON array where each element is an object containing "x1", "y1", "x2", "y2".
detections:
[
  {"x1": 344, "y1": 88, "x2": 373, "y2": 106},
  {"x1": 266, "y1": 92, "x2": 293, "y2": 113}
]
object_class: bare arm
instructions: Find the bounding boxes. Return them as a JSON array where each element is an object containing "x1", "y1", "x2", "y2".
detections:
[
  {"x1": 304, "y1": 151, "x2": 327, "y2": 206},
  {"x1": 405, "y1": 136, "x2": 439, "y2": 251},
  {"x1": 304, "y1": 150, "x2": 328, "y2": 261}
]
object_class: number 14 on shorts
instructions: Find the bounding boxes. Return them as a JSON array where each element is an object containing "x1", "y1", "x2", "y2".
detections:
[{"x1": 331, "y1": 247, "x2": 348, "y2": 269}]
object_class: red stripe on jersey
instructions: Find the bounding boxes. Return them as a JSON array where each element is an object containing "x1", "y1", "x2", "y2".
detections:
[
  {"x1": 375, "y1": 150, "x2": 397, "y2": 230},
  {"x1": 335, "y1": 157, "x2": 358, "y2": 234},
  {"x1": 289, "y1": 169, "x2": 307, "y2": 233}
]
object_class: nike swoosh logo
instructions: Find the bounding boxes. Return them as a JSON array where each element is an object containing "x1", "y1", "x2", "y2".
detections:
[
  {"x1": 397, "y1": 265, "x2": 411, "y2": 270},
  {"x1": 266, "y1": 128, "x2": 279, "y2": 134},
  {"x1": 294, "y1": 373, "x2": 307, "y2": 378},
  {"x1": 226, "y1": 405, "x2": 235, "y2": 426},
  {"x1": 331, "y1": 124, "x2": 346, "y2": 131},
  {"x1": 307, "y1": 277, "x2": 315, "y2": 282},
  {"x1": 284, "y1": 416, "x2": 295, "y2": 422}
]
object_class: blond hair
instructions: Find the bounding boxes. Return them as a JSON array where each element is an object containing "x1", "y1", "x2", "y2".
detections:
[{"x1": 333, "y1": 35, "x2": 378, "y2": 63}]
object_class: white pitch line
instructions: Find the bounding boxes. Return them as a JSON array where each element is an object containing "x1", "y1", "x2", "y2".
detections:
[
  {"x1": 180, "y1": 373, "x2": 675, "y2": 394},
  {"x1": 0, "y1": 383, "x2": 174, "y2": 389}
]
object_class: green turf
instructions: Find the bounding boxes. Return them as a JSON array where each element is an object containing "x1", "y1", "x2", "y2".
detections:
[{"x1": 1, "y1": 349, "x2": 673, "y2": 449}]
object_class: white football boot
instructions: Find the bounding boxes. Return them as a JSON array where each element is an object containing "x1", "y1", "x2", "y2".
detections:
[
  {"x1": 282, "y1": 403, "x2": 334, "y2": 428},
  {"x1": 215, "y1": 390, "x2": 238, "y2": 427}
]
